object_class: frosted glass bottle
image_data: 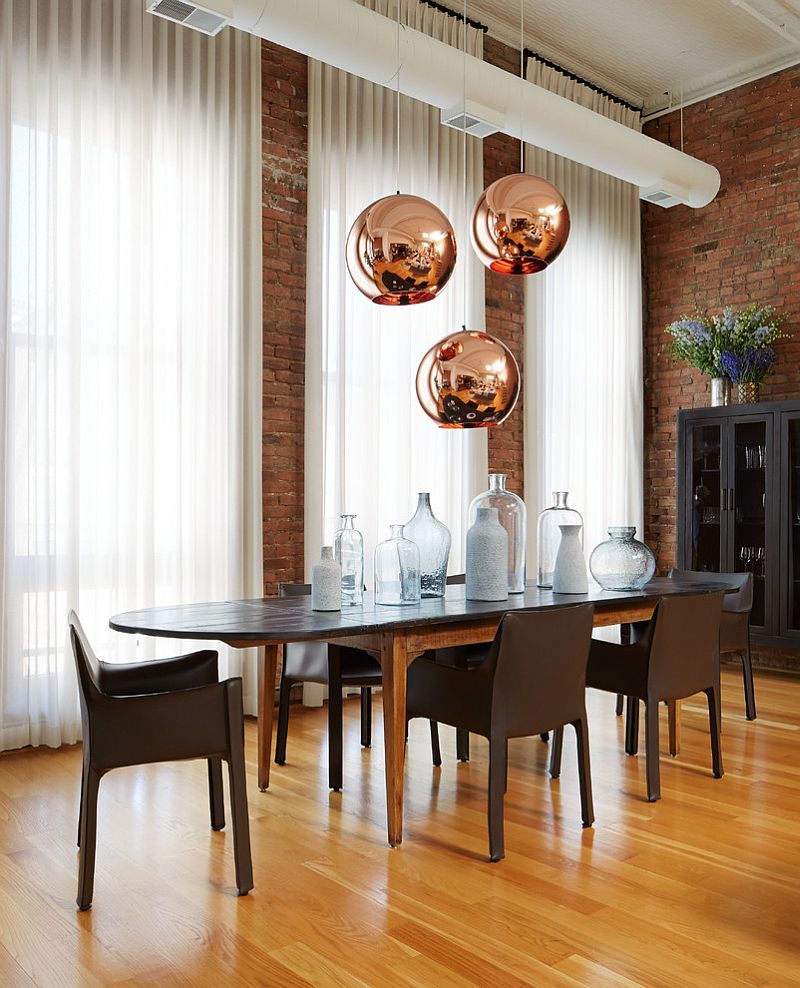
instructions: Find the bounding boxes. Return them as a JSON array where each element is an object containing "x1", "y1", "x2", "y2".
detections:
[
  {"x1": 468, "y1": 474, "x2": 526, "y2": 593},
  {"x1": 537, "y1": 492, "x2": 583, "y2": 589},
  {"x1": 311, "y1": 547, "x2": 341, "y2": 611},
  {"x1": 403, "y1": 493, "x2": 451, "y2": 598},
  {"x1": 334, "y1": 514, "x2": 364, "y2": 606},
  {"x1": 374, "y1": 525, "x2": 421, "y2": 606}
]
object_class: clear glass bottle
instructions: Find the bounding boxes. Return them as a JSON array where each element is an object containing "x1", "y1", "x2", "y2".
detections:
[
  {"x1": 374, "y1": 525, "x2": 421, "y2": 606},
  {"x1": 468, "y1": 474, "x2": 526, "y2": 593},
  {"x1": 334, "y1": 514, "x2": 364, "y2": 606},
  {"x1": 537, "y1": 492, "x2": 583, "y2": 588},
  {"x1": 403, "y1": 493, "x2": 451, "y2": 598},
  {"x1": 589, "y1": 527, "x2": 656, "y2": 591}
]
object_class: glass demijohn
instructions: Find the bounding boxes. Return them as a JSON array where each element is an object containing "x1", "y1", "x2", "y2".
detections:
[
  {"x1": 537, "y1": 492, "x2": 583, "y2": 588},
  {"x1": 468, "y1": 474, "x2": 527, "y2": 592},
  {"x1": 334, "y1": 514, "x2": 364, "y2": 606},
  {"x1": 403, "y1": 493, "x2": 451, "y2": 597},
  {"x1": 374, "y1": 525, "x2": 421, "y2": 606},
  {"x1": 589, "y1": 527, "x2": 656, "y2": 591}
]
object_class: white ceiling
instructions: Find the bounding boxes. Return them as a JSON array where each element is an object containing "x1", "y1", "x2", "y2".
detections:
[{"x1": 466, "y1": 0, "x2": 800, "y2": 116}]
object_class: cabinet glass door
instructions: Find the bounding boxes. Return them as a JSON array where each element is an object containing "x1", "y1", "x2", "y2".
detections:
[
  {"x1": 730, "y1": 418, "x2": 769, "y2": 630},
  {"x1": 688, "y1": 423, "x2": 724, "y2": 572},
  {"x1": 785, "y1": 416, "x2": 800, "y2": 636}
]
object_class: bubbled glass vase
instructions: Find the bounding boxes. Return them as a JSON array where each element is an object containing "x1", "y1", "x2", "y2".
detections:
[
  {"x1": 403, "y1": 493, "x2": 451, "y2": 598},
  {"x1": 537, "y1": 492, "x2": 583, "y2": 589},
  {"x1": 589, "y1": 527, "x2": 656, "y2": 591},
  {"x1": 374, "y1": 525, "x2": 421, "y2": 606},
  {"x1": 468, "y1": 474, "x2": 526, "y2": 593}
]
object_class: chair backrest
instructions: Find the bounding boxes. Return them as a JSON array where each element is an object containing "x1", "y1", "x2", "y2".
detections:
[
  {"x1": 446, "y1": 573, "x2": 466, "y2": 585},
  {"x1": 68, "y1": 610, "x2": 104, "y2": 700},
  {"x1": 279, "y1": 583, "x2": 311, "y2": 598},
  {"x1": 489, "y1": 604, "x2": 595, "y2": 736},
  {"x1": 668, "y1": 569, "x2": 752, "y2": 614},
  {"x1": 647, "y1": 591, "x2": 725, "y2": 699}
]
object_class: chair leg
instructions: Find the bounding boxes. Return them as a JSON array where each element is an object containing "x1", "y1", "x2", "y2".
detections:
[
  {"x1": 706, "y1": 686, "x2": 724, "y2": 779},
  {"x1": 456, "y1": 728, "x2": 470, "y2": 762},
  {"x1": 225, "y1": 683, "x2": 254, "y2": 897},
  {"x1": 615, "y1": 693, "x2": 624, "y2": 716},
  {"x1": 644, "y1": 699, "x2": 661, "y2": 802},
  {"x1": 488, "y1": 736, "x2": 507, "y2": 862},
  {"x1": 549, "y1": 726, "x2": 564, "y2": 779},
  {"x1": 624, "y1": 697, "x2": 639, "y2": 756},
  {"x1": 667, "y1": 700, "x2": 680, "y2": 757},
  {"x1": 274, "y1": 675, "x2": 291, "y2": 765},
  {"x1": 76, "y1": 764, "x2": 102, "y2": 911},
  {"x1": 740, "y1": 648, "x2": 757, "y2": 721},
  {"x1": 573, "y1": 717, "x2": 594, "y2": 828},
  {"x1": 429, "y1": 721, "x2": 442, "y2": 767},
  {"x1": 360, "y1": 687, "x2": 373, "y2": 747},
  {"x1": 539, "y1": 732, "x2": 549, "y2": 742},
  {"x1": 208, "y1": 757, "x2": 225, "y2": 831},
  {"x1": 328, "y1": 646, "x2": 343, "y2": 792}
]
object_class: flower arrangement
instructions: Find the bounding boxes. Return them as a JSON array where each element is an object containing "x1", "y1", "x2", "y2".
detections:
[{"x1": 666, "y1": 304, "x2": 790, "y2": 384}]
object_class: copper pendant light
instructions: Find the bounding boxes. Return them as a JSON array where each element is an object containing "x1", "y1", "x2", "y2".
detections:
[
  {"x1": 345, "y1": 194, "x2": 457, "y2": 305},
  {"x1": 471, "y1": 173, "x2": 570, "y2": 274},
  {"x1": 416, "y1": 329, "x2": 520, "y2": 428}
]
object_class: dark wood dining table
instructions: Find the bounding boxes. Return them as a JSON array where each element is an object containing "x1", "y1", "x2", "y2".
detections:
[{"x1": 110, "y1": 578, "x2": 729, "y2": 847}]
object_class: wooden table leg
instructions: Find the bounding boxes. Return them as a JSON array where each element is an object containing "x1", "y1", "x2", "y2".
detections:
[
  {"x1": 258, "y1": 643, "x2": 280, "y2": 791},
  {"x1": 667, "y1": 699, "x2": 681, "y2": 756},
  {"x1": 379, "y1": 632, "x2": 409, "y2": 847}
]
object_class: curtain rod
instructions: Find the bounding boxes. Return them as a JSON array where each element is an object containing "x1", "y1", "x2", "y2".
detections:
[
  {"x1": 418, "y1": 0, "x2": 489, "y2": 33},
  {"x1": 523, "y1": 48, "x2": 641, "y2": 115}
]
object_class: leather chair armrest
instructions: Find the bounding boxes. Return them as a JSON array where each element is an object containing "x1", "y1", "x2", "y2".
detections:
[{"x1": 97, "y1": 649, "x2": 219, "y2": 697}]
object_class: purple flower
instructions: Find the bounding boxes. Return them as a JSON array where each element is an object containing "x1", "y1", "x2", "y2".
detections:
[
  {"x1": 672, "y1": 319, "x2": 710, "y2": 341},
  {"x1": 719, "y1": 347, "x2": 776, "y2": 384}
]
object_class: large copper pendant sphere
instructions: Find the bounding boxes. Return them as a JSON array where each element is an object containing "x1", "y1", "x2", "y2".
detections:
[
  {"x1": 471, "y1": 174, "x2": 570, "y2": 275},
  {"x1": 346, "y1": 193, "x2": 457, "y2": 305},
  {"x1": 416, "y1": 330, "x2": 520, "y2": 428}
]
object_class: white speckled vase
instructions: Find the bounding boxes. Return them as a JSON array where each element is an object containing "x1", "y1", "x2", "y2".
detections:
[
  {"x1": 552, "y1": 524, "x2": 588, "y2": 594},
  {"x1": 311, "y1": 546, "x2": 341, "y2": 611},
  {"x1": 465, "y1": 507, "x2": 509, "y2": 601}
]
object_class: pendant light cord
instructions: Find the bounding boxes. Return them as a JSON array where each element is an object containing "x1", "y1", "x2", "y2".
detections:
[
  {"x1": 519, "y1": 0, "x2": 524, "y2": 173},
  {"x1": 396, "y1": 0, "x2": 401, "y2": 193},
  {"x1": 462, "y1": 0, "x2": 467, "y2": 330}
]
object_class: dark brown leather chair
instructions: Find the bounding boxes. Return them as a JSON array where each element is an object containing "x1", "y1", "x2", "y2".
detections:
[
  {"x1": 563, "y1": 591, "x2": 725, "y2": 803},
  {"x1": 275, "y1": 583, "x2": 382, "y2": 792},
  {"x1": 407, "y1": 604, "x2": 595, "y2": 862},
  {"x1": 68, "y1": 611, "x2": 253, "y2": 910}
]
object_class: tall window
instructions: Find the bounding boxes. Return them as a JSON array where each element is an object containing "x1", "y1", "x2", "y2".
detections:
[{"x1": 0, "y1": 0, "x2": 262, "y2": 748}]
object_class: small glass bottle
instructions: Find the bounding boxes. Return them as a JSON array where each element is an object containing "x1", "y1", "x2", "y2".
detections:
[
  {"x1": 468, "y1": 474, "x2": 526, "y2": 593},
  {"x1": 374, "y1": 525, "x2": 421, "y2": 606},
  {"x1": 537, "y1": 492, "x2": 583, "y2": 588},
  {"x1": 403, "y1": 493, "x2": 451, "y2": 598},
  {"x1": 589, "y1": 527, "x2": 656, "y2": 591},
  {"x1": 334, "y1": 514, "x2": 364, "y2": 606}
]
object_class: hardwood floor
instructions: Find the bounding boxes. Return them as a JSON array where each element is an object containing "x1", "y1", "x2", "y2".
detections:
[{"x1": 0, "y1": 666, "x2": 798, "y2": 986}]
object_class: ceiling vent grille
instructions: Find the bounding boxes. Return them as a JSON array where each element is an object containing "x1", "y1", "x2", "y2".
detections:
[
  {"x1": 146, "y1": 0, "x2": 231, "y2": 36},
  {"x1": 441, "y1": 100, "x2": 503, "y2": 139},
  {"x1": 640, "y1": 183, "x2": 687, "y2": 209}
]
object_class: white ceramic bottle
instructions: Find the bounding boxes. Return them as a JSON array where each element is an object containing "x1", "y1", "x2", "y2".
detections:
[
  {"x1": 311, "y1": 546, "x2": 342, "y2": 611},
  {"x1": 552, "y1": 524, "x2": 588, "y2": 594},
  {"x1": 465, "y1": 507, "x2": 509, "y2": 601}
]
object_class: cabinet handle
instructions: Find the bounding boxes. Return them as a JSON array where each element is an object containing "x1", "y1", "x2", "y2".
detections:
[
  {"x1": 729, "y1": 487, "x2": 735, "y2": 512},
  {"x1": 721, "y1": 488, "x2": 727, "y2": 511}
]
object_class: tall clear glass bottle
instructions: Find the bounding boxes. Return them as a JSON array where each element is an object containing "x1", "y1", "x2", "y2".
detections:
[
  {"x1": 468, "y1": 474, "x2": 527, "y2": 593},
  {"x1": 374, "y1": 525, "x2": 421, "y2": 606},
  {"x1": 334, "y1": 514, "x2": 364, "y2": 606},
  {"x1": 403, "y1": 493, "x2": 451, "y2": 597},
  {"x1": 537, "y1": 492, "x2": 583, "y2": 588}
]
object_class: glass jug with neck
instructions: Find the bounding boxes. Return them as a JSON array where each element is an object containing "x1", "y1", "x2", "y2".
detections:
[
  {"x1": 537, "y1": 492, "x2": 583, "y2": 588},
  {"x1": 334, "y1": 514, "x2": 364, "y2": 606}
]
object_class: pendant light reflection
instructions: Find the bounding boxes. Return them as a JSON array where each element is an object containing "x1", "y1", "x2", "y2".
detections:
[
  {"x1": 346, "y1": 193, "x2": 457, "y2": 305},
  {"x1": 471, "y1": 173, "x2": 570, "y2": 275},
  {"x1": 416, "y1": 330, "x2": 520, "y2": 428}
]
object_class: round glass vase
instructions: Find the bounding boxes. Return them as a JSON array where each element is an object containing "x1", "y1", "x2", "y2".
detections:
[
  {"x1": 374, "y1": 525, "x2": 421, "y2": 606},
  {"x1": 334, "y1": 514, "x2": 364, "y2": 606},
  {"x1": 403, "y1": 493, "x2": 451, "y2": 598},
  {"x1": 589, "y1": 526, "x2": 656, "y2": 591},
  {"x1": 537, "y1": 492, "x2": 583, "y2": 588},
  {"x1": 468, "y1": 474, "x2": 526, "y2": 593}
]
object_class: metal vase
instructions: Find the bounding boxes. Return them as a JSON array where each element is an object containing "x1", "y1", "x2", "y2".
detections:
[
  {"x1": 737, "y1": 382, "x2": 760, "y2": 405},
  {"x1": 710, "y1": 377, "x2": 731, "y2": 407}
]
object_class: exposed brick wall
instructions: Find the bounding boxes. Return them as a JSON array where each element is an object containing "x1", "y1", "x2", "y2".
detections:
[
  {"x1": 642, "y1": 64, "x2": 800, "y2": 668},
  {"x1": 482, "y1": 36, "x2": 526, "y2": 500},
  {"x1": 261, "y1": 41, "x2": 308, "y2": 595}
]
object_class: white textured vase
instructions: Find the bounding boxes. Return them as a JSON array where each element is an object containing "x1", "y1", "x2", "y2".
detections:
[
  {"x1": 465, "y1": 507, "x2": 509, "y2": 601},
  {"x1": 311, "y1": 546, "x2": 341, "y2": 611},
  {"x1": 552, "y1": 524, "x2": 588, "y2": 594}
]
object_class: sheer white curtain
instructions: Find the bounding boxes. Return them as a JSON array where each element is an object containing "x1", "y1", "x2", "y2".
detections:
[
  {"x1": 0, "y1": 0, "x2": 263, "y2": 749},
  {"x1": 306, "y1": 0, "x2": 487, "y2": 592},
  {"x1": 523, "y1": 60, "x2": 644, "y2": 581}
]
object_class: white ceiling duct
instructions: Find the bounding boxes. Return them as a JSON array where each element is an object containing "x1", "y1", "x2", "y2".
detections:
[{"x1": 208, "y1": 0, "x2": 721, "y2": 207}]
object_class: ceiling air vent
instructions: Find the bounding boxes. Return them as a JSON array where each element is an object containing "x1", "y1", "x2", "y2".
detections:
[
  {"x1": 146, "y1": 0, "x2": 232, "y2": 36},
  {"x1": 640, "y1": 182, "x2": 690, "y2": 209},
  {"x1": 441, "y1": 100, "x2": 503, "y2": 139}
]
